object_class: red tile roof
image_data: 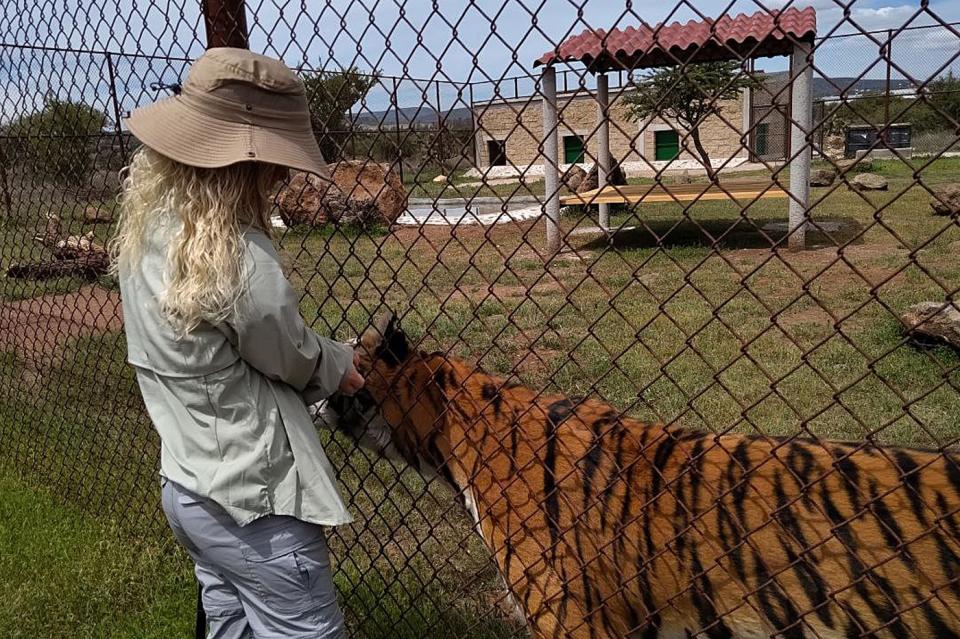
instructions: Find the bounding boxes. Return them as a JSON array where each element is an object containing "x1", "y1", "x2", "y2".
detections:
[{"x1": 535, "y1": 7, "x2": 816, "y2": 70}]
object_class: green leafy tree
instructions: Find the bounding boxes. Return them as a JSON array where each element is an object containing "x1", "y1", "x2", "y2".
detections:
[
  {"x1": 624, "y1": 61, "x2": 757, "y2": 180},
  {"x1": 914, "y1": 71, "x2": 960, "y2": 133},
  {"x1": 302, "y1": 68, "x2": 379, "y2": 161},
  {"x1": 5, "y1": 97, "x2": 107, "y2": 185}
]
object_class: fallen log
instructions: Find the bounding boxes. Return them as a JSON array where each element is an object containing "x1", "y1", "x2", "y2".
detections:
[{"x1": 7, "y1": 253, "x2": 109, "y2": 280}]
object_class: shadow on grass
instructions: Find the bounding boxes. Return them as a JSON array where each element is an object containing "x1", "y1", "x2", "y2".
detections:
[
  {"x1": 574, "y1": 216, "x2": 867, "y2": 251},
  {"x1": 337, "y1": 562, "x2": 521, "y2": 639}
]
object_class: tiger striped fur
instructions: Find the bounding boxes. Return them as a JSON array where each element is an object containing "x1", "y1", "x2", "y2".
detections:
[{"x1": 337, "y1": 313, "x2": 960, "y2": 639}]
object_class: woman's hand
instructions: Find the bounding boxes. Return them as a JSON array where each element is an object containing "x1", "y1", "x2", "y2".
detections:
[{"x1": 338, "y1": 351, "x2": 364, "y2": 395}]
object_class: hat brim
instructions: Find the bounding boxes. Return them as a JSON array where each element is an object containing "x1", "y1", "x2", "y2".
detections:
[{"x1": 126, "y1": 96, "x2": 329, "y2": 179}]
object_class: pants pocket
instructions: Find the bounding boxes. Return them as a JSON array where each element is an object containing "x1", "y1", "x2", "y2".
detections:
[{"x1": 247, "y1": 538, "x2": 332, "y2": 615}]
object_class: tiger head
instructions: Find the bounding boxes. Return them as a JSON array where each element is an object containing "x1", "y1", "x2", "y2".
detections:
[{"x1": 315, "y1": 312, "x2": 450, "y2": 476}]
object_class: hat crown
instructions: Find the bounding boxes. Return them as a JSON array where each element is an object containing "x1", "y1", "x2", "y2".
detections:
[{"x1": 185, "y1": 47, "x2": 305, "y2": 96}]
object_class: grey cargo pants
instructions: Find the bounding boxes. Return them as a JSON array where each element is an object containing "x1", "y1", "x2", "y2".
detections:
[{"x1": 161, "y1": 478, "x2": 346, "y2": 639}]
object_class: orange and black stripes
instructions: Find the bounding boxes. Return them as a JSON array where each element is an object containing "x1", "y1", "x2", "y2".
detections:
[{"x1": 345, "y1": 314, "x2": 960, "y2": 639}]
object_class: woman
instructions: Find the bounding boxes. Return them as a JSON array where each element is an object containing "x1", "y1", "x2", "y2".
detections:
[{"x1": 111, "y1": 48, "x2": 364, "y2": 638}]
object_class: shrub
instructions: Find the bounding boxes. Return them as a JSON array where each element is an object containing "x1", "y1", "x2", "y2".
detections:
[{"x1": 5, "y1": 98, "x2": 107, "y2": 186}]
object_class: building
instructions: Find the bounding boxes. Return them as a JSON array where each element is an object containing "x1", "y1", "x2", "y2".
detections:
[{"x1": 471, "y1": 85, "x2": 750, "y2": 173}]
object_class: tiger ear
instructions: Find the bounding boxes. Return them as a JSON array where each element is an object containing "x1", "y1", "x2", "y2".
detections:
[{"x1": 361, "y1": 311, "x2": 409, "y2": 367}]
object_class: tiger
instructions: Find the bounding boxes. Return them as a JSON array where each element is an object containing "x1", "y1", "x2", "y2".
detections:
[{"x1": 319, "y1": 312, "x2": 960, "y2": 639}]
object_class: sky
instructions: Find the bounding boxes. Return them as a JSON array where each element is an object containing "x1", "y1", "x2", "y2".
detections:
[{"x1": 1, "y1": 0, "x2": 959, "y2": 123}]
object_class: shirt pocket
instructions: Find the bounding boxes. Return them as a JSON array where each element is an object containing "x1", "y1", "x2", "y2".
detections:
[{"x1": 201, "y1": 362, "x2": 262, "y2": 460}]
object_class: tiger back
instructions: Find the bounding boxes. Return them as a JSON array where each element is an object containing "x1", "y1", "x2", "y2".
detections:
[{"x1": 334, "y1": 313, "x2": 960, "y2": 639}]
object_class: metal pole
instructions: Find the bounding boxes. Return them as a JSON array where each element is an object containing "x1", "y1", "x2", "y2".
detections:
[
  {"x1": 201, "y1": 0, "x2": 249, "y2": 48},
  {"x1": 596, "y1": 72, "x2": 610, "y2": 230},
  {"x1": 469, "y1": 83, "x2": 479, "y2": 168},
  {"x1": 541, "y1": 66, "x2": 560, "y2": 256},
  {"x1": 788, "y1": 41, "x2": 813, "y2": 251},
  {"x1": 884, "y1": 29, "x2": 892, "y2": 146},
  {"x1": 436, "y1": 80, "x2": 443, "y2": 166},
  {"x1": 105, "y1": 53, "x2": 128, "y2": 166},
  {"x1": 0, "y1": 144, "x2": 12, "y2": 219},
  {"x1": 393, "y1": 77, "x2": 403, "y2": 185}
]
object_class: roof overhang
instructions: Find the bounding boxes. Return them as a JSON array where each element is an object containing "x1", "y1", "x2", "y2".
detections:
[{"x1": 534, "y1": 7, "x2": 816, "y2": 72}]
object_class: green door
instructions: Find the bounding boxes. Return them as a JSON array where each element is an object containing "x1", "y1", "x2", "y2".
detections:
[
  {"x1": 563, "y1": 135, "x2": 585, "y2": 164},
  {"x1": 654, "y1": 130, "x2": 679, "y2": 161}
]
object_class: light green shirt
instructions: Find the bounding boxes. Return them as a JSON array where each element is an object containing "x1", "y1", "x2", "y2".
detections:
[{"x1": 119, "y1": 221, "x2": 353, "y2": 527}]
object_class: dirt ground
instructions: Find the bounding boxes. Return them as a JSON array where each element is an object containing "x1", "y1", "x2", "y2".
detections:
[{"x1": 0, "y1": 285, "x2": 122, "y2": 365}]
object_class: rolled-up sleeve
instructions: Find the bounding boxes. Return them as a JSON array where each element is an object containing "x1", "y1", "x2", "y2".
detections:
[{"x1": 222, "y1": 238, "x2": 354, "y2": 400}]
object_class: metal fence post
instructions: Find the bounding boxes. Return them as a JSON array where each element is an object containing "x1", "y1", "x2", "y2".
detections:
[
  {"x1": 596, "y1": 72, "x2": 610, "y2": 230},
  {"x1": 0, "y1": 143, "x2": 12, "y2": 219},
  {"x1": 541, "y1": 65, "x2": 560, "y2": 256},
  {"x1": 788, "y1": 41, "x2": 813, "y2": 251},
  {"x1": 884, "y1": 29, "x2": 893, "y2": 145},
  {"x1": 202, "y1": 0, "x2": 249, "y2": 49},
  {"x1": 105, "y1": 53, "x2": 128, "y2": 166},
  {"x1": 393, "y1": 77, "x2": 404, "y2": 185}
]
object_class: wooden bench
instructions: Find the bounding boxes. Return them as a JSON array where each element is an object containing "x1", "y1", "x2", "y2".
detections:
[{"x1": 560, "y1": 179, "x2": 788, "y2": 206}]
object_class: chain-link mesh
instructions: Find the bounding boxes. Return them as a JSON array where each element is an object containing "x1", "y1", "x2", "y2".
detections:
[{"x1": 2, "y1": 0, "x2": 959, "y2": 637}]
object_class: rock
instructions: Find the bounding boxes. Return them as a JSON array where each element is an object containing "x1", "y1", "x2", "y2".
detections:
[
  {"x1": 562, "y1": 165, "x2": 587, "y2": 191},
  {"x1": 432, "y1": 174, "x2": 448, "y2": 183},
  {"x1": 823, "y1": 135, "x2": 845, "y2": 160},
  {"x1": 577, "y1": 163, "x2": 627, "y2": 194},
  {"x1": 901, "y1": 302, "x2": 960, "y2": 349},
  {"x1": 329, "y1": 161, "x2": 407, "y2": 224},
  {"x1": 850, "y1": 172, "x2": 888, "y2": 191},
  {"x1": 276, "y1": 171, "x2": 333, "y2": 227},
  {"x1": 836, "y1": 158, "x2": 874, "y2": 173},
  {"x1": 276, "y1": 162, "x2": 408, "y2": 228},
  {"x1": 83, "y1": 205, "x2": 112, "y2": 224},
  {"x1": 930, "y1": 184, "x2": 960, "y2": 216},
  {"x1": 809, "y1": 168, "x2": 836, "y2": 187}
]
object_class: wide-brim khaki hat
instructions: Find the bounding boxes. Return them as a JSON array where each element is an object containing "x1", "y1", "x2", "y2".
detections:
[{"x1": 126, "y1": 47, "x2": 328, "y2": 178}]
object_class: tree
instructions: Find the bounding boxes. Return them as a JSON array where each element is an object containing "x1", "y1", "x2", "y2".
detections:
[
  {"x1": 913, "y1": 71, "x2": 960, "y2": 134},
  {"x1": 302, "y1": 68, "x2": 379, "y2": 162},
  {"x1": 5, "y1": 97, "x2": 107, "y2": 185},
  {"x1": 624, "y1": 61, "x2": 757, "y2": 180}
]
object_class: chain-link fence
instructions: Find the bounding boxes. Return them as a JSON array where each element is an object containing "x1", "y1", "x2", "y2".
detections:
[{"x1": 2, "y1": 0, "x2": 960, "y2": 637}]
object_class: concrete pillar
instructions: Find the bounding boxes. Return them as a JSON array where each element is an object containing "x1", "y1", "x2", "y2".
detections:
[
  {"x1": 596, "y1": 72, "x2": 611, "y2": 230},
  {"x1": 541, "y1": 66, "x2": 561, "y2": 255},
  {"x1": 788, "y1": 41, "x2": 813, "y2": 250}
]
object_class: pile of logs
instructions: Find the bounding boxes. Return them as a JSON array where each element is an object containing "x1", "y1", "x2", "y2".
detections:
[{"x1": 7, "y1": 213, "x2": 110, "y2": 280}]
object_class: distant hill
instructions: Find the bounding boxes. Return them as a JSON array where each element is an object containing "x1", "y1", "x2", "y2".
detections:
[
  {"x1": 761, "y1": 71, "x2": 913, "y2": 98},
  {"x1": 353, "y1": 75, "x2": 914, "y2": 128},
  {"x1": 353, "y1": 105, "x2": 473, "y2": 129}
]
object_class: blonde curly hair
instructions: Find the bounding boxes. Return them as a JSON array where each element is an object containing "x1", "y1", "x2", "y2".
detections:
[{"x1": 110, "y1": 147, "x2": 284, "y2": 334}]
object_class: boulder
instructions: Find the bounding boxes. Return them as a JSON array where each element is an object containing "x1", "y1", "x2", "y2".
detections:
[
  {"x1": 577, "y1": 163, "x2": 627, "y2": 194},
  {"x1": 83, "y1": 205, "x2": 113, "y2": 224},
  {"x1": 850, "y1": 172, "x2": 888, "y2": 191},
  {"x1": 276, "y1": 161, "x2": 408, "y2": 228},
  {"x1": 329, "y1": 161, "x2": 407, "y2": 223},
  {"x1": 432, "y1": 174, "x2": 449, "y2": 183},
  {"x1": 930, "y1": 184, "x2": 960, "y2": 216},
  {"x1": 561, "y1": 165, "x2": 587, "y2": 191},
  {"x1": 276, "y1": 171, "x2": 333, "y2": 227},
  {"x1": 901, "y1": 302, "x2": 960, "y2": 349},
  {"x1": 836, "y1": 157, "x2": 874, "y2": 173},
  {"x1": 809, "y1": 168, "x2": 836, "y2": 187},
  {"x1": 823, "y1": 135, "x2": 845, "y2": 160}
]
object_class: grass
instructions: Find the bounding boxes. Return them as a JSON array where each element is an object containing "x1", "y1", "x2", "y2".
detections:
[
  {"x1": 1, "y1": 156, "x2": 958, "y2": 637},
  {"x1": 0, "y1": 466, "x2": 196, "y2": 639}
]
